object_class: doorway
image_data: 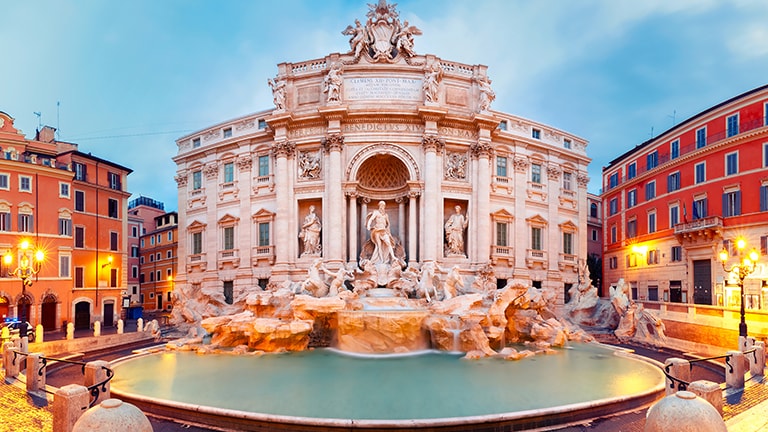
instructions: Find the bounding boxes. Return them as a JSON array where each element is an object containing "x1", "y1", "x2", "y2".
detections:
[
  {"x1": 74, "y1": 301, "x2": 91, "y2": 329},
  {"x1": 41, "y1": 295, "x2": 57, "y2": 330},
  {"x1": 693, "y1": 259, "x2": 712, "y2": 305}
]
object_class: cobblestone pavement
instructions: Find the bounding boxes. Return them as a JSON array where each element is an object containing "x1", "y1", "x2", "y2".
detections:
[{"x1": 0, "y1": 339, "x2": 765, "y2": 432}]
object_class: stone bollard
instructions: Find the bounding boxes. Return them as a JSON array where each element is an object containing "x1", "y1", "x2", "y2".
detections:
[
  {"x1": 3, "y1": 341, "x2": 19, "y2": 380},
  {"x1": 688, "y1": 380, "x2": 723, "y2": 415},
  {"x1": 19, "y1": 335, "x2": 29, "y2": 353},
  {"x1": 26, "y1": 352, "x2": 45, "y2": 393},
  {"x1": 84, "y1": 361, "x2": 111, "y2": 406},
  {"x1": 66, "y1": 322, "x2": 74, "y2": 340},
  {"x1": 664, "y1": 358, "x2": 691, "y2": 395},
  {"x1": 726, "y1": 350, "x2": 745, "y2": 389},
  {"x1": 72, "y1": 398, "x2": 152, "y2": 432},
  {"x1": 36, "y1": 324, "x2": 44, "y2": 343},
  {"x1": 1, "y1": 326, "x2": 9, "y2": 341},
  {"x1": 117, "y1": 319, "x2": 124, "y2": 335},
  {"x1": 53, "y1": 384, "x2": 90, "y2": 432},
  {"x1": 750, "y1": 343, "x2": 765, "y2": 377},
  {"x1": 137, "y1": 318, "x2": 144, "y2": 332},
  {"x1": 93, "y1": 321, "x2": 101, "y2": 338},
  {"x1": 645, "y1": 391, "x2": 726, "y2": 432}
]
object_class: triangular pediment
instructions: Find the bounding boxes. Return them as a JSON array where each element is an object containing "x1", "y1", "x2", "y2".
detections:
[
  {"x1": 526, "y1": 214, "x2": 548, "y2": 226},
  {"x1": 491, "y1": 208, "x2": 514, "y2": 221},
  {"x1": 559, "y1": 220, "x2": 577, "y2": 231},
  {"x1": 187, "y1": 220, "x2": 207, "y2": 230},
  {"x1": 218, "y1": 213, "x2": 240, "y2": 225}
]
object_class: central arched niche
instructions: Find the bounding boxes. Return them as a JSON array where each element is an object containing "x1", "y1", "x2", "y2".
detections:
[{"x1": 356, "y1": 154, "x2": 410, "y2": 197}]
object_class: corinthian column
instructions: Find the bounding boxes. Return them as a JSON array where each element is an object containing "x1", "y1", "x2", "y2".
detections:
[
  {"x1": 273, "y1": 140, "x2": 295, "y2": 269},
  {"x1": 471, "y1": 140, "x2": 493, "y2": 266},
  {"x1": 323, "y1": 133, "x2": 344, "y2": 265},
  {"x1": 422, "y1": 135, "x2": 444, "y2": 262}
]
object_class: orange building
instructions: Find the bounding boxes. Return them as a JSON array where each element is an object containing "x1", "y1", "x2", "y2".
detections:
[
  {"x1": 601, "y1": 84, "x2": 768, "y2": 345},
  {"x1": 138, "y1": 211, "x2": 177, "y2": 313},
  {"x1": 0, "y1": 111, "x2": 132, "y2": 330}
]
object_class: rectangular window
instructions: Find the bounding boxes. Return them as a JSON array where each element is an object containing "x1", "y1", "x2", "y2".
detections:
[
  {"x1": 498, "y1": 121, "x2": 507, "y2": 131},
  {"x1": 671, "y1": 246, "x2": 682, "y2": 262},
  {"x1": 223, "y1": 127, "x2": 232, "y2": 138},
  {"x1": 646, "y1": 151, "x2": 658, "y2": 170},
  {"x1": 532, "y1": 128, "x2": 541, "y2": 139},
  {"x1": 131, "y1": 226, "x2": 138, "y2": 237},
  {"x1": 0, "y1": 173, "x2": 8, "y2": 190},
  {"x1": 192, "y1": 137, "x2": 201, "y2": 148},
  {"x1": 140, "y1": 238, "x2": 145, "y2": 247},
  {"x1": 609, "y1": 256, "x2": 617, "y2": 269},
  {"x1": 531, "y1": 164, "x2": 542, "y2": 183},
  {"x1": 693, "y1": 198, "x2": 707, "y2": 219},
  {"x1": 75, "y1": 226, "x2": 85, "y2": 248},
  {"x1": 627, "y1": 189, "x2": 637, "y2": 208},
  {"x1": 627, "y1": 162, "x2": 636, "y2": 180},
  {"x1": 609, "y1": 173, "x2": 619, "y2": 189},
  {"x1": 627, "y1": 219, "x2": 637, "y2": 238},
  {"x1": 258, "y1": 155, "x2": 270, "y2": 177},
  {"x1": 610, "y1": 225, "x2": 617, "y2": 243},
  {"x1": 73, "y1": 162, "x2": 87, "y2": 181},
  {"x1": 59, "y1": 218, "x2": 72, "y2": 236},
  {"x1": 132, "y1": 266, "x2": 138, "y2": 278},
  {"x1": 496, "y1": 222, "x2": 507, "y2": 247},
  {"x1": 108, "y1": 172, "x2": 121, "y2": 190},
  {"x1": 19, "y1": 175, "x2": 31, "y2": 192},
  {"x1": 531, "y1": 227, "x2": 542, "y2": 250},
  {"x1": 0, "y1": 212, "x2": 10, "y2": 231},
  {"x1": 627, "y1": 254, "x2": 637, "y2": 268},
  {"x1": 223, "y1": 226, "x2": 235, "y2": 250},
  {"x1": 591, "y1": 229, "x2": 598, "y2": 241},
  {"x1": 760, "y1": 185, "x2": 768, "y2": 212},
  {"x1": 167, "y1": 250, "x2": 172, "y2": 259},
  {"x1": 149, "y1": 254, "x2": 154, "y2": 263},
  {"x1": 648, "y1": 286, "x2": 659, "y2": 301},
  {"x1": 648, "y1": 249, "x2": 659, "y2": 265},
  {"x1": 75, "y1": 267, "x2": 84, "y2": 288},
  {"x1": 727, "y1": 113, "x2": 739, "y2": 137},
  {"x1": 667, "y1": 172, "x2": 680, "y2": 192},
  {"x1": 131, "y1": 245, "x2": 139, "y2": 258},
  {"x1": 156, "y1": 234, "x2": 161, "y2": 244},
  {"x1": 258, "y1": 119, "x2": 267, "y2": 129},
  {"x1": 223, "y1": 162, "x2": 234, "y2": 183},
  {"x1": 645, "y1": 181, "x2": 656, "y2": 200},
  {"x1": 695, "y1": 162, "x2": 706, "y2": 184},
  {"x1": 75, "y1": 190, "x2": 85, "y2": 212},
  {"x1": 110, "y1": 232, "x2": 118, "y2": 251},
  {"x1": 563, "y1": 139, "x2": 571, "y2": 149},
  {"x1": 192, "y1": 171, "x2": 202, "y2": 190},
  {"x1": 609, "y1": 198, "x2": 618, "y2": 215},
  {"x1": 156, "y1": 270, "x2": 161, "y2": 281},
  {"x1": 670, "y1": 205, "x2": 679, "y2": 228},
  {"x1": 722, "y1": 190, "x2": 741, "y2": 217},
  {"x1": 726, "y1": 152, "x2": 738, "y2": 176},
  {"x1": 562, "y1": 172, "x2": 572, "y2": 191},
  {"x1": 496, "y1": 156, "x2": 507, "y2": 177},
  {"x1": 761, "y1": 235, "x2": 768, "y2": 255},
  {"x1": 696, "y1": 127, "x2": 706, "y2": 148},
  {"x1": 258, "y1": 223, "x2": 270, "y2": 246},
  {"x1": 59, "y1": 182, "x2": 70, "y2": 198},
  {"x1": 670, "y1": 139, "x2": 679, "y2": 160},
  {"x1": 150, "y1": 236, "x2": 154, "y2": 246},
  {"x1": 563, "y1": 232, "x2": 573, "y2": 255},
  {"x1": 149, "y1": 272, "x2": 155, "y2": 282},
  {"x1": 18, "y1": 214, "x2": 33, "y2": 232},
  {"x1": 168, "y1": 231, "x2": 173, "y2": 241},
  {"x1": 111, "y1": 268, "x2": 118, "y2": 288},
  {"x1": 192, "y1": 232, "x2": 203, "y2": 255},
  {"x1": 648, "y1": 212, "x2": 656, "y2": 234},
  {"x1": 59, "y1": 255, "x2": 70, "y2": 278},
  {"x1": 108, "y1": 198, "x2": 118, "y2": 218}
]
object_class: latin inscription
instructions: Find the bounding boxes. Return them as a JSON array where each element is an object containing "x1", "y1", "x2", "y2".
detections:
[
  {"x1": 344, "y1": 77, "x2": 422, "y2": 101},
  {"x1": 343, "y1": 123, "x2": 424, "y2": 133}
]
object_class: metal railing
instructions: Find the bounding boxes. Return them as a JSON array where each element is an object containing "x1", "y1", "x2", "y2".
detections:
[{"x1": 661, "y1": 347, "x2": 760, "y2": 392}]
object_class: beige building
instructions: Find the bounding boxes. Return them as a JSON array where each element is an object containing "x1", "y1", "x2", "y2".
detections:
[{"x1": 172, "y1": 2, "x2": 590, "y2": 309}]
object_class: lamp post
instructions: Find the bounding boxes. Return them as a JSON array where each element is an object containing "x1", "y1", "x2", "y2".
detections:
[
  {"x1": 719, "y1": 238, "x2": 759, "y2": 339},
  {"x1": 3, "y1": 240, "x2": 45, "y2": 292}
]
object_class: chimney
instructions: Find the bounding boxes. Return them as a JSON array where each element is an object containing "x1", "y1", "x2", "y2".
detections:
[{"x1": 37, "y1": 125, "x2": 57, "y2": 143}]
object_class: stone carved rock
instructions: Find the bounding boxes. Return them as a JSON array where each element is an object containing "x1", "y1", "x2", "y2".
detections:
[
  {"x1": 444, "y1": 151, "x2": 467, "y2": 181},
  {"x1": 298, "y1": 151, "x2": 321, "y2": 180},
  {"x1": 342, "y1": 1, "x2": 421, "y2": 63}
]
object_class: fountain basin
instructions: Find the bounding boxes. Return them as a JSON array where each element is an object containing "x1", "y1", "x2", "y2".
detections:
[{"x1": 110, "y1": 342, "x2": 665, "y2": 431}]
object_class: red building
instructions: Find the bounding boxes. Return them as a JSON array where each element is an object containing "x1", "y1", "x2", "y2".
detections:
[
  {"x1": 602, "y1": 84, "x2": 768, "y2": 346},
  {"x1": 138, "y1": 210, "x2": 177, "y2": 314},
  {"x1": 0, "y1": 111, "x2": 132, "y2": 330}
]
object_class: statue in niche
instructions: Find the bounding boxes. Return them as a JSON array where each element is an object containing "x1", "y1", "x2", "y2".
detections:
[
  {"x1": 298, "y1": 151, "x2": 321, "y2": 180},
  {"x1": 342, "y1": 19, "x2": 368, "y2": 59},
  {"x1": 445, "y1": 152, "x2": 467, "y2": 180},
  {"x1": 267, "y1": 77, "x2": 286, "y2": 111},
  {"x1": 323, "y1": 63, "x2": 343, "y2": 104},
  {"x1": 477, "y1": 76, "x2": 496, "y2": 112},
  {"x1": 444, "y1": 205, "x2": 468, "y2": 256},
  {"x1": 299, "y1": 205, "x2": 322, "y2": 256},
  {"x1": 365, "y1": 201, "x2": 399, "y2": 265},
  {"x1": 423, "y1": 61, "x2": 442, "y2": 104}
]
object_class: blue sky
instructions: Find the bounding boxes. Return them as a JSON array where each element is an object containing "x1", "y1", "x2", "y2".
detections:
[{"x1": 2, "y1": 0, "x2": 768, "y2": 211}]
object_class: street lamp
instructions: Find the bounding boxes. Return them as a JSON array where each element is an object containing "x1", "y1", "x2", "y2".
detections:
[
  {"x1": 719, "y1": 238, "x2": 759, "y2": 338},
  {"x1": 3, "y1": 240, "x2": 45, "y2": 291}
]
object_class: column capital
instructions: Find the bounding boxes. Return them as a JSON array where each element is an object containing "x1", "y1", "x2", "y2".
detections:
[
  {"x1": 322, "y1": 133, "x2": 345, "y2": 153},
  {"x1": 272, "y1": 140, "x2": 296, "y2": 158},
  {"x1": 422, "y1": 134, "x2": 444, "y2": 153},
  {"x1": 470, "y1": 141, "x2": 493, "y2": 158}
]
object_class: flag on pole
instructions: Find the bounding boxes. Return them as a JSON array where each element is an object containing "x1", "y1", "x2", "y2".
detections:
[{"x1": 682, "y1": 202, "x2": 688, "y2": 223}]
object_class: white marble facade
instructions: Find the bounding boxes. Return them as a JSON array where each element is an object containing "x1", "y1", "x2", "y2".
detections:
[{"x1": 173, "y1": 1, "x2": 590, "y2": 309}]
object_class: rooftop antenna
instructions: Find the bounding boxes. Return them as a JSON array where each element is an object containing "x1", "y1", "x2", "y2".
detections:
[
  {"x1": 650, "y1": 126, "x2": 654, "y2": 139},
  {"x1": 56, "y1": 101, "x2": 60, "y2": 140},
  {"x1": 33, "y1": 111, "x2": 42, "y2": 130},
  {"x1": 668, "y1": 109, "x2": 676, "y2": 126}
]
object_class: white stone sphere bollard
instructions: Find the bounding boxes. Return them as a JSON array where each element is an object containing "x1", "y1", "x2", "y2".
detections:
[
  {"x1": 645, "y1": 390, "x2": 726, "y2": 432},
  {"x1": 72, "y1": 398, "x2": 152, "y2": 432},
  {"x1": 93, "y1": 321, "x2": 101, "y2": 337}
]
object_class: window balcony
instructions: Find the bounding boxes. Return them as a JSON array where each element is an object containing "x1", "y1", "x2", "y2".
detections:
[
  {"x1": 186, "y1": 253, "x2": 207, "y2": 272},
  {"x1": 252, "y1": 245, "x2": 275, "y2": 265},
  {"x1": 674, "y1": 216, "x2": 723, "y2": 244},
  {"x1": 490, "y1": 245, "x2": 514, "y2": 266},
  {"x1": 527, "y1": 181, "x2": 547, "y2": 201},
  {"x1": 558, "y1": 253, "x2": 578, "y2": 271},
  {"x1": 525, "y1": 249, "x2": 547, "y2": 269},
  {"x1": 218, "y1": 249, "x2": 240, "y2": 269}
]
